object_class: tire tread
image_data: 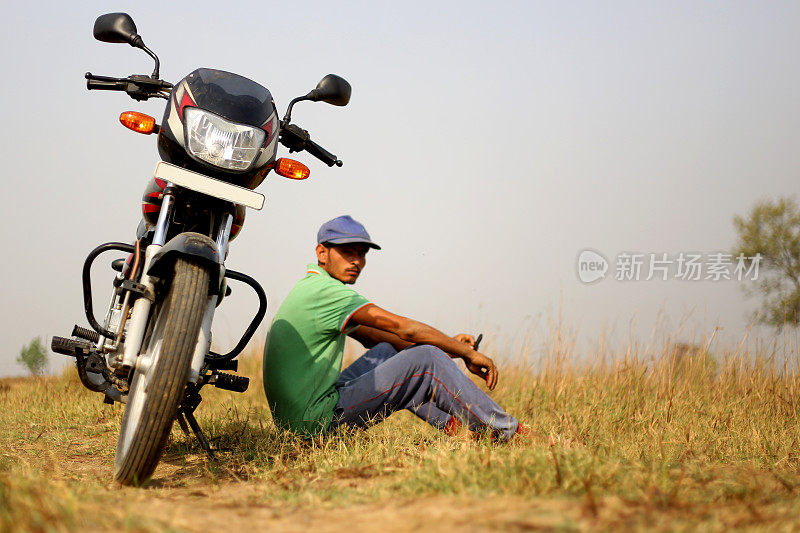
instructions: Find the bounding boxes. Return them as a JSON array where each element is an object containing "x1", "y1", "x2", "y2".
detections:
[{"x1": 114, "y1": 258, "x2": 210, "y2": 485}]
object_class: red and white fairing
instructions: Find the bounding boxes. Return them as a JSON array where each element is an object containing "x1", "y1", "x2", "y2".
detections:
[{"x1": 156, "y1": 68, "x2": 280, "y2": 190}]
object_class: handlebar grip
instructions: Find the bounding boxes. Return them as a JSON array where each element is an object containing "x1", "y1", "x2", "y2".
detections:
[
  {"x1": 86, "y1": 79, "x2": 126, "y2": 91},
  {"x1": 304, "y1": 139, "x2": 342, "y2": 167}
]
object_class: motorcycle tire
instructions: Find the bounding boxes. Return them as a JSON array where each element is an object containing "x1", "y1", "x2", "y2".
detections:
[{"x1": 114, "y1": 257, "x2": 210, "y2": 485}]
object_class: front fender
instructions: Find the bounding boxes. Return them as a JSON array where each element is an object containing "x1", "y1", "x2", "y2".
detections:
[{"x1": 147, "y1": 232, "x2": 221, "y2": 293}]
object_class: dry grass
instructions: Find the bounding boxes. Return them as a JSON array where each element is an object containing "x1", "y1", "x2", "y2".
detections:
[{"x1": 2, "y1": 325, "x2": 800, "y2": 531}]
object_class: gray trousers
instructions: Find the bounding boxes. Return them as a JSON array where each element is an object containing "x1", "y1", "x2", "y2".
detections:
[{"x1": 330, "y1": 343, "x2": 518, "y2": 440}]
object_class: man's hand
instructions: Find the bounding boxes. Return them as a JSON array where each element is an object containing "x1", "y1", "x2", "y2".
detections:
[
  {"x1": 453, "y1": 334, "x2": 475, "y2": 346},
  {"x1": 455, "y1": 334, "x2": 498, "y2": 389},
  {"x1": 348, "y1": 305, "x2": 500, "y2": 390},
  {"x1": 464, "y1": 351, "x2": 498, "y2": 390}
]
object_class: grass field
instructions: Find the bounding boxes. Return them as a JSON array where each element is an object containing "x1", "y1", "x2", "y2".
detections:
[{"x1": 2, "y1": 329, "x2": 800, "y2": 532}]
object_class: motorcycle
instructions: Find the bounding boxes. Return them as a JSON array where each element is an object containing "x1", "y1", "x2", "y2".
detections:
[{"x1": 51, "y1": 12, "x2": 351, "y2": 485}]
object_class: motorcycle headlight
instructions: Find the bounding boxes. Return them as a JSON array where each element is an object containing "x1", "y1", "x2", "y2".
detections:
[{"x1": 184, "y1": 108, "x2": 266, "y2": 171}]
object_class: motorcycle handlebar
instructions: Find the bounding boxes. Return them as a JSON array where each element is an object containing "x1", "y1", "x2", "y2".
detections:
[
  {"x1": 84, "y1": 72, "x2": 172, "y2": 100},
  {"x1": 86, "y1": 79, "x2": 127, "y2": 91},
  {"x1": 279, "y1": 123, "x2": 343, "y2": 167},
  {"x1": 304, "y1": 139, "x2": 342, "y2": 167}
]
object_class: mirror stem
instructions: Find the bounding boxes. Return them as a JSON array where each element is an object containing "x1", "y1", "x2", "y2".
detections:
[
  {"x1": 141, "y1": 44, "x2": 160, "y2": 79},
  {"x1": 282, "y1": 95, "x2": 310, "y2": 124},
  {"x1": 131, "y1": 36, "x2": 160, "y2": 79}
]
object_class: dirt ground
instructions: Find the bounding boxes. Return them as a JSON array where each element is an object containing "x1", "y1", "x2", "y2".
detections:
[
  {"x1": 120, "y1": 484, "x2": 582, "y2": 532},
  {"x1": 55, "y1": 454, "x2": 586, "y2": 532},
  {"x1": 58, "y1": 454, "x2": 784, "y2": 532}
]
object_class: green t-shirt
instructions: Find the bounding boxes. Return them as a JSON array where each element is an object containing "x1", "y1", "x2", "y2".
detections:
[{"x1": 263, "y1": 264, "x2": 371, "y2": 437}]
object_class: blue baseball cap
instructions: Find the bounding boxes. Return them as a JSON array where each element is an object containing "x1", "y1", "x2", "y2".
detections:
[{"x1": 317, "y1": 215, "x2": 381, "y2": 250}]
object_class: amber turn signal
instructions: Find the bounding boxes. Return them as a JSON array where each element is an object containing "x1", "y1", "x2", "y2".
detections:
[
  {"x1": 119, "y1": 111, "x2": 157, "y2": 134},
  {"x1": 275, "y1": 158, "x2": 310, "y2": 180}
]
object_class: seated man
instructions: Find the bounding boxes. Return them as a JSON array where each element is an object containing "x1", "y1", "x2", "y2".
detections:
[{"x1": 263, "y1": 215, "x2": 523, "y2": 440}]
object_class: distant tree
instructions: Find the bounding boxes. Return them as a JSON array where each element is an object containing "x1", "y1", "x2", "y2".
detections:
[
  {"x1": 17, "y1": 337, "x2": 47, "y2": 376},
  {"x1": 733, "y1": 197, "x2": 800, "y2": 328}
]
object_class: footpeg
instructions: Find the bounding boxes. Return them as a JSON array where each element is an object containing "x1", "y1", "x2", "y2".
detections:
[
  {"x1": 213, "y1": 372, "x2": 249, "y2": 393},
  {"x1": 72, "y1": 325, "x2": 100, "y2": 344},
  {"x1": 51, "y1": 336, "x2": 93, "y2": 357}
]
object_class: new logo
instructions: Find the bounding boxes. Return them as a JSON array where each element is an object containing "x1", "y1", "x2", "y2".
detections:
[{"x1": 577, "y1": 249, "x2": 608, "y2": 284}]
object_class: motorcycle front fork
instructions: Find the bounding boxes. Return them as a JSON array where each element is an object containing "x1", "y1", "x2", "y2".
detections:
[{"x1": 105, "y1": 183, "x2": 233, "y2": 385}]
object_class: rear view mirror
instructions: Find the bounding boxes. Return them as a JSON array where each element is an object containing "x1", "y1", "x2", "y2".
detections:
[
  {"x1": 308, "y1": 74, "x2": 351, "y2": 106},
  {"x1": 282, "y1": 74, "x2": 352, "y2": 124},
  {"x1": 93, "y1": 13, "x2": 139, "y2": 45},
  {"x1": 92, "y1": 12, "x2": 162, "y2": 79}
]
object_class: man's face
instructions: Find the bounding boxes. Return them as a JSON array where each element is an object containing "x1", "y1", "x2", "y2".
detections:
[{"x1": 317, "y1": 243, "x2": 369, "y2": 284}]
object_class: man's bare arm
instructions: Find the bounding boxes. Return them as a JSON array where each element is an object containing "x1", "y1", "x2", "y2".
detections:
[
  {"x1": 348, "y1": 304, "x2": 498, "y2": 390},
  {"x1": 348, "y1": 325, "x2": 414, "y2": 351}
]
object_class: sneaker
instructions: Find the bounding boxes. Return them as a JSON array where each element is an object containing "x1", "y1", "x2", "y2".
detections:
[
  {"x1": 443, "y1": 415, "x2": 462, "y2": 436},
  {"x1": 484, "y1": 423, "x2": 529, "y2": 444},
  {"x1": 506, "y1": 423, "x2": 535, "y2": 445}
]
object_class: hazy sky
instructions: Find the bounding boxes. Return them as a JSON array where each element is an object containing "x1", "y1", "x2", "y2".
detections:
[{"x1": 1, "y1": 1, "x2": 798, "y2": 376}]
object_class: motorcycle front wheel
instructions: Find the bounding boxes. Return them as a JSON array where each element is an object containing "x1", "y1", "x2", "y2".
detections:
[{"x1": 114, "y1": 257, "x2": 210, "y2": 485}]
